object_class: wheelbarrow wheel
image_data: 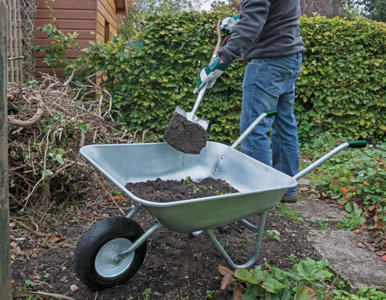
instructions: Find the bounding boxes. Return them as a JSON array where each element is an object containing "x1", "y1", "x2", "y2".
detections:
[{"x1": 74, "y1": 217, "x2": 146, "y2": 290}]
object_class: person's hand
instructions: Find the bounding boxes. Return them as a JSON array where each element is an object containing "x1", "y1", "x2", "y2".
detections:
[
  {"x1": 220, "y1": 14, "x2": 240, "y2": 35},
  {"x1": 193, "y1": 56, "x2": 228, "y2": 94}
]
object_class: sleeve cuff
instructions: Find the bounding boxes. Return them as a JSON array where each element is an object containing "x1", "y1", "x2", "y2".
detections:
[{"x1": 218, "y1": 48, "x2": 234, "y2": 65}]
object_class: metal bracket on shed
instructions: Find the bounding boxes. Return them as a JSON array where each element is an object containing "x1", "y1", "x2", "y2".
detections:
[{"x1": 8, "y1": 56, "x2": 24, "y2": 61}]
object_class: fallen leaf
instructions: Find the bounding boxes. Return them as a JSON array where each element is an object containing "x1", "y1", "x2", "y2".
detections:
[
  {"x1": 357, "y1": 242, "x2": 366, "y2": 248},
  {"x1": 272, "y1": 230, "x2": 281, "y2": 236},
  {"x1": 48, "y1": 233, "x2": 65, "y2": 244},
  {"x1": 106, "y1": 195, "x2": 126, "y2": 203},
  {"x1": 10, "y1": 241, "x2": 18, "y2": 249},
  {"x1": 380, "y1": 241, "x2": 386, "y2": 250},
  {"x1": 353, "y1": 229, "x2": 362, "y2": 234},
  {"x1": 381, "y1": 256, "x2": 386, "y2": 262},
  {"x1": 218, "y1": 265, "x2": 234, "y2": 276},
  {"x1": 13, "y1": 246, "x2": 26, "y2": 256},
  {"x1": 70, "y1": 284, "x2": 79, "y2": 292},
  {"x1": 60, "y1": 276, "x2": 67, "y2": 282},
  {"x1": 220, "y1": 274, "x2": 237, "y2": 291},
  {"x1": 233, "y1": 283, "x2": 243, "y2": 300},
  {"x1": 376, "y1": 251, "x2": 385, "y2": 257},
  {"x1": 31, "y1": 248, "x2": 39, "y2": 259}
]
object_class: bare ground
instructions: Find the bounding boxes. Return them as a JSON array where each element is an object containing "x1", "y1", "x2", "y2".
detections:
[{"x1": 11, "y1": 180, "x2": 319, "y2": 300}]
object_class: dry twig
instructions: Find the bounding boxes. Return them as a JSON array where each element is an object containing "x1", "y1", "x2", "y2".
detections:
[{"x1": 8, "y1": 73, "x2": 137, "y2": 214}]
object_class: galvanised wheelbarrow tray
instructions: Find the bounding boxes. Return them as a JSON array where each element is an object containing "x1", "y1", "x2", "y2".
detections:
[{"x1": 74, "y1": 111, "x2": 367, "y2": 290}]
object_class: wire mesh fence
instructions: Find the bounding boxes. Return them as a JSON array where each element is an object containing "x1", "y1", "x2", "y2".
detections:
[
  {"x1": 6, "y1": 0, "x2": 23, "y2": 83},
  {"x1": 6, "y1": 0, "x2": 36, "y2": 83}
]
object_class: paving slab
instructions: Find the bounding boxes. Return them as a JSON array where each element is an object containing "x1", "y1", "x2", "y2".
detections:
[
  {"x1": 308, "y1": 230, "x2": 386, "y2": 291},
  {"x1": 289, "y1": 194, "x2": 346, "y2": 223},
  {"x1": 297, "y1": 178, "x2": 310, "y2": 187}
]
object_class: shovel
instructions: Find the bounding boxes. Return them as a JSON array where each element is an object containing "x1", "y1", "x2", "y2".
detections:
[
  {"x1": 163, "y1": 21, "x2": 223, "y2": 154},
  {"x1": 163, "y1": 83, "x2": 210, "y2": 154}
]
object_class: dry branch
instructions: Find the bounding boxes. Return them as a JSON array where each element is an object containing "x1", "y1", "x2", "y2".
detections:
[{"x1": 7, "y1": 73, "x2": 137, "y2": 212}]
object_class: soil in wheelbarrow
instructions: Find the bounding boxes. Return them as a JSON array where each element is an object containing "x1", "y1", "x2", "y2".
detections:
[{"x1": 125, "y1": 177, "x2": 238, "y2": 202}]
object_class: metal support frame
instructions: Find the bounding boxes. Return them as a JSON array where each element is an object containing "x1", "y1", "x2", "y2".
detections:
[
  {"x1": 115, "y1": 222, "x2": 163, "y2": 262},
  {"x1": 125, "y1": 204, "x2": 142, "y2": 219},
  {"x1": 206, "y1": 211, "x2": 268, "y2": 269},
  {"x1": 114, "y1": 203, "x2": 163, "y2": 261}
]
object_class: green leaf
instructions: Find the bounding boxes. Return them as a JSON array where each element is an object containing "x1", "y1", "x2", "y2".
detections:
[
  {"x1": 234, "y1": 269, "x2": 264, "y2": 285},
  {"x1": 78, "y1": 122, "x2": 91, "y2": 133},
  {"x1": 345, "y1": 202, "x2": 353, "y2": 213},
  {"x1": 42, "y1": 169, "x2": 54, "y2": 179},
  {"x1": 294, "y1": 286, "x2": 317, "y2": 300},
  {"x1": 294, "y1": 258, "x2": 333, "y2": 282},
  {"x1": 261, "y1": 278, "x2": 288, "y2": 293}
]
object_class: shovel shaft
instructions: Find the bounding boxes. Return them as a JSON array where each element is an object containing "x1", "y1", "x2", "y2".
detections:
[
  {"x1": 191, "y1": 20, "x2": 222, "y2": 117},
  {"x1": 191, "y1": 83, "x2": 208, "y2": 116}
]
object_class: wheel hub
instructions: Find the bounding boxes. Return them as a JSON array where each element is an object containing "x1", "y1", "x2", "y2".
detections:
[{"x1": 95, "y1": 238, "x2": 134, "y2": 278}]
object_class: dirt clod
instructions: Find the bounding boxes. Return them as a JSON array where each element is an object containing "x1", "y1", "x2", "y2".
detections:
[{"x1": 163, "y1": 112, "x2": 207, "y2": 154}]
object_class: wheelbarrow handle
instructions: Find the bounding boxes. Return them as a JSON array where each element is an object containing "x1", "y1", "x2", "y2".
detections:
[
  {"x1": 348, "y1": 140, "x2": 367, "y2": 148},
  {"x1": 293, "y1": 140, "x2": 367, "y2": 180},
  {"x1": 230, "y1": 110, "x2": 278, "y2": 149}
]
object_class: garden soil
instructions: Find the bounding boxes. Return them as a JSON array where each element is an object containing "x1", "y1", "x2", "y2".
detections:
[
  {"x1": 125, "y1": 178, "x2": 238, "y2": 202},
  {"x1": 163, "y1": 112, "x2": 207, "y2": 154},
  {"x1": 11, "y1": 178, "x2": 319, "y2": 300}
]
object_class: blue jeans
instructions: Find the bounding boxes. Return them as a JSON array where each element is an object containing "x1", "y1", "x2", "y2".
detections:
[{"x1": 240, "y1": 53, "x2": 302, "y2": 196}]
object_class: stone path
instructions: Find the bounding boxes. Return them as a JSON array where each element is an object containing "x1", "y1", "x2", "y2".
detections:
[{"x1": 286, "y1": 179, "x2": 386, "y2": 291}]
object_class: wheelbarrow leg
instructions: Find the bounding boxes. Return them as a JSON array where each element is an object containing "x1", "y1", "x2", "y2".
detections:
[
  {"x1": 115, "y1": 222, "x2": 163, "y2": 262},
  {"x1": 239, "y1": 219, "x2": 258, "y2": 232},
  {"x1": 125, "y1": 204, "x2": 142, "y2": 219},
  {"x1": 205, "y1": 211, "x2": 267, "y2": 269}
]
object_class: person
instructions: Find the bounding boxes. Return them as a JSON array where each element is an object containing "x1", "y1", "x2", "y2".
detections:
[{"x1": 194, "y1": 0, "x2": 304, "y2": 203}]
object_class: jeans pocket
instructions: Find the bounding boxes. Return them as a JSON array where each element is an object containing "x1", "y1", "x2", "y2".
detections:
[
  {"x1": 266, "y1": 64, "x2": 292, "y2": 82},
  {"x1": 261, "y1": 63, "x2": 291, "y2": 96}
]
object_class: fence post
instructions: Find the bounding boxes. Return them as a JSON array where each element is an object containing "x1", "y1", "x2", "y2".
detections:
[{"x1": 0, "y1": 1, "x2": 11, "y2": 299}]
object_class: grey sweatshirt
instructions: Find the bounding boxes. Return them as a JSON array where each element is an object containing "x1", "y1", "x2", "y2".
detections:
[{"x1": 218, "y1": 0, "x2": 304, "y2": 64}]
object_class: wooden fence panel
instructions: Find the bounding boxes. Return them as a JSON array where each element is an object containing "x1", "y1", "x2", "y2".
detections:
[
  {"x1": 6, "y1": 0, "x2": 23, "y2": 83},
  {"x1": 0, "y1": 0, "x2": 11, "y2": 299}
]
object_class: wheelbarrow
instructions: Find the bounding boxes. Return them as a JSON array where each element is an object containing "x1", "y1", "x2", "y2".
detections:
[{"x1": 74, "y1": 110, "x2": 367, "y2": 290}]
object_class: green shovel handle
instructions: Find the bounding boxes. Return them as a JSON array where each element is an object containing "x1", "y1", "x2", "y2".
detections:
[
  {"x1": 348, "y1": 141, "x2": 367, "y2": 148},
  {"x1": 265, "y1": 110, "x2": 278, "y2": 117}
]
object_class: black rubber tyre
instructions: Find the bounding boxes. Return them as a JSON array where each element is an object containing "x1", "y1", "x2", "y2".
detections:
[{"x1": 74, "y1": 217, "x2": 147, "y2": 290}]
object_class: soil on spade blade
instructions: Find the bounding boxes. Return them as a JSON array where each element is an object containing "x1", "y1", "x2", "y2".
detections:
[
  {"x1": 163, "y1": 112, "x2": 207, "y2": 154},
  {"x1": 11, "y1": 178, "x2": 318, "y2": 300}
]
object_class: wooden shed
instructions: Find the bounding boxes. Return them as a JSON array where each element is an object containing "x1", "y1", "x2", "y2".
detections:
[{"x1": 34, "y1": 0, "x2": 133, "y2": 77}]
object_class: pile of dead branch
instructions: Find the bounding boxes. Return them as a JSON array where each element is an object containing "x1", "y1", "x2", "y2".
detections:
[{"x1": 8, "y1": 73, "x2": 140, "y2": 214}]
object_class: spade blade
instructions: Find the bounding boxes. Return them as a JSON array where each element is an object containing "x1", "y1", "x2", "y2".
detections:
[{"x1": 163, "y1": 106, "x2": 209, "y2": 154}]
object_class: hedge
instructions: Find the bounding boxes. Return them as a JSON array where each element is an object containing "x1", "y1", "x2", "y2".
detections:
[{"x1": 71, "y1": 13, "x2": 385, "y2": 144}]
